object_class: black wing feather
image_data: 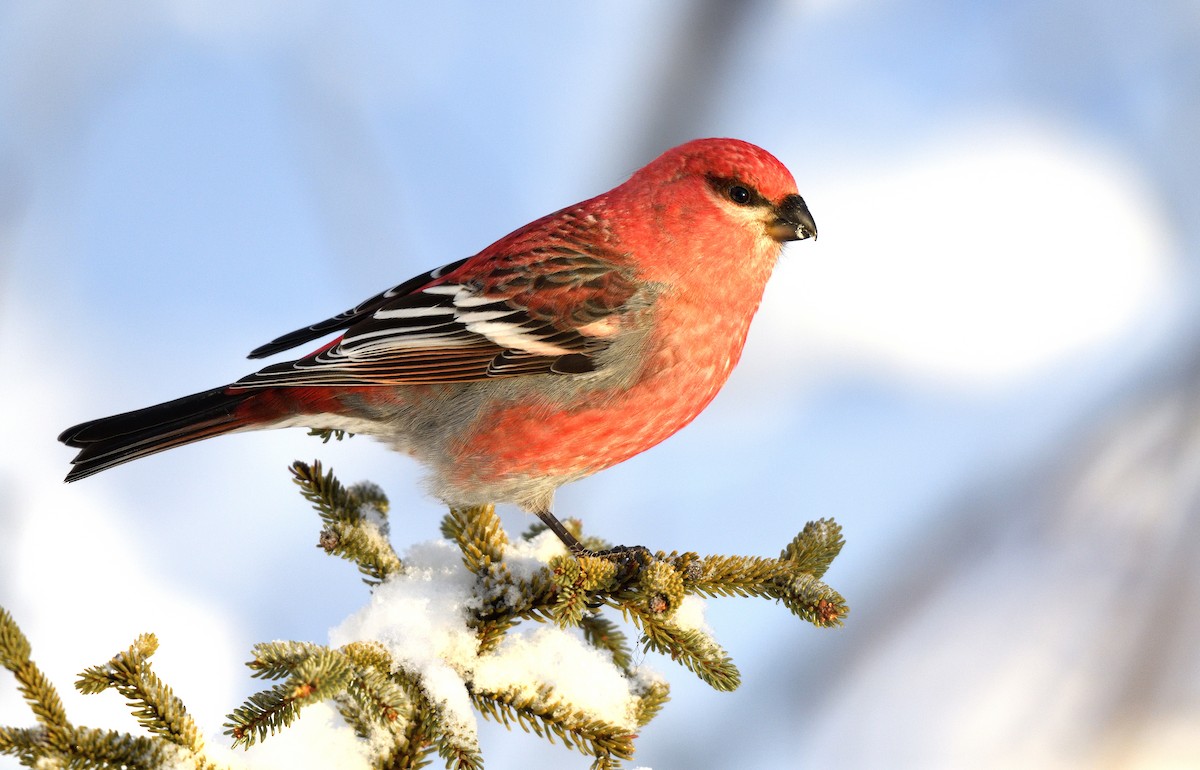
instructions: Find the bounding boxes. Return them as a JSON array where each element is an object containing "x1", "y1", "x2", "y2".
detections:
[{"x1": 246, "y1": 257, "x2": 469, "y2": 359}]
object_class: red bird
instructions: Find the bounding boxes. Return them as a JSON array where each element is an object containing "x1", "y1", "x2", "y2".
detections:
[{"x1": 60, "y1": 138, "x2": 816, "y2": 553}]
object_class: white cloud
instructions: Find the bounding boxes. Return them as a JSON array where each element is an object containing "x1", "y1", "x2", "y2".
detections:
[
  {"x1": 760, "y1": 119, "x2": 1177, "y2": 387},
  {"x1": 0, "y1": 306, "x2": 244, "y2": 738}
]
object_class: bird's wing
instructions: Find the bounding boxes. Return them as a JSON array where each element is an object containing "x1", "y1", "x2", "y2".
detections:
[
  {"x1": 246, "y1": 257, "x2": 471, "y2": 359},
  {"x1": 234, "y1": 241, "x2": 640, "y2": 388}
]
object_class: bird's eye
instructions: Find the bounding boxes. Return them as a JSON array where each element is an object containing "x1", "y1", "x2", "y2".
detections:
[{"x1": 728, "y1": 185, "x2": 752, "y2": 205}]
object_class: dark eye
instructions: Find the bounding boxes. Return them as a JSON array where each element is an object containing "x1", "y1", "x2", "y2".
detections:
[{"x1": 728, "y1": 185, "x2": 752, "y2": 205}]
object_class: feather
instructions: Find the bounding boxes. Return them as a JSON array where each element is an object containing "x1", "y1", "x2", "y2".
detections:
[{"x1": 233, "y1": 234, "x2": 640, "y2": 390}]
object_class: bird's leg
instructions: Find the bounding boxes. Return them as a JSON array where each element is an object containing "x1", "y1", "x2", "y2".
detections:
[
  {"x1": 533, "y1": 507, "x2": 586, "y2": 553},
  {"x1": 533, "y1": 508, "x2": 653, "y2": 580}
]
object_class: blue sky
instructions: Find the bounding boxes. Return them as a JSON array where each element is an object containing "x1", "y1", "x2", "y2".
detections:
[{"x1": 2, "y1": 2, "x2": 1197, "y2": 768}]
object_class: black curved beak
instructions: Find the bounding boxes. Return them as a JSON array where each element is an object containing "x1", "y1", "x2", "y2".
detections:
[{"x1": 769, "y1": 194, "x2": 817, "y2": 242}]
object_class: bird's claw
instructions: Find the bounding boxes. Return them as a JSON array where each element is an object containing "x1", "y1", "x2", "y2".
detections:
[{"x1": 570, "y1": 543, "x2": 653, "y2": 583}]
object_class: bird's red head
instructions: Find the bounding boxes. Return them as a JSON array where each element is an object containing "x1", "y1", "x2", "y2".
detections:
[
  {"x1": 665, "y1": 138, "x2": 797, "y2": 200},
  {"x1": 610, "y1": 138, "x2": 816, "y2": 283}
]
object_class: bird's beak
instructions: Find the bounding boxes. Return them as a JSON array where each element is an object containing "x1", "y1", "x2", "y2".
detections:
[{"x1": 768, "y1": 194, "x2": 817, "y2": 242}]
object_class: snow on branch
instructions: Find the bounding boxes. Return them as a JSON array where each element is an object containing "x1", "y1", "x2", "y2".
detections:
[{"x1": 1, "y1": 460, "x2": 847, "y2": 769}]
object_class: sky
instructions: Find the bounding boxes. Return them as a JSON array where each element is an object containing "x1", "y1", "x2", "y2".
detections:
[{"x1": 2, "y1": 1, "x2": 1198, "y2": 768}]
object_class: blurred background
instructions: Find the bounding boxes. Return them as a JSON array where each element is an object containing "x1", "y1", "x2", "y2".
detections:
[{"x1": 2, "y1": 1, "x2": 1198, "y2": 768}]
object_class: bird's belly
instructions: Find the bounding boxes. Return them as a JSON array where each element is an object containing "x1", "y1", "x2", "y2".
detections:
[{"x1": 441, "y1": 320, "x2": 748, "y2": 507}]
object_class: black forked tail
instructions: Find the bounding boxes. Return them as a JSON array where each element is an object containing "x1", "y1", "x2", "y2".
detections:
[{"x1": 59, "y1": 387, "x2": 254, "y2": 482}]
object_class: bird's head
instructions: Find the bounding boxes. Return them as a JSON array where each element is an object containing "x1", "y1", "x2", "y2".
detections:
[
  {"x1": 645, "y1": 138, "x2": 816, "y2": 244},
  {"x1": 614, "y1": 138, "x2": 816, "y2": 286}
]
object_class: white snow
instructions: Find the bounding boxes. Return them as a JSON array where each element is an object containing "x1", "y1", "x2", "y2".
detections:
[
  {"x1": 330, "y1": 534, "x2": 650, "y2": 747},
  {"x1": 502, "y1": 528, "x2": 571, "y2": 581},
  {"x1": 203, "y1": 703, "x2": 373, "y2": 770},
  {"x1": 472, "y1": 626, "x2": 639, "y2": 730},
  {"x1": 670, "y1": 595, "x2": 713, "y2": 637},
  {"x1": 329, "y1": 539, "x2": 482, "y2": 743}
]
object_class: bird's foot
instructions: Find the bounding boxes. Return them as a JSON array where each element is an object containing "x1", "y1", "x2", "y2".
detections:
[{"x1": 570, "y1": 543, "x2": 653, "y2": 583}]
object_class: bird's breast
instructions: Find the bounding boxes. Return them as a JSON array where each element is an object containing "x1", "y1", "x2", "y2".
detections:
[{"x1": 447, "y1": 286, "x2": 762, "y2": 489}]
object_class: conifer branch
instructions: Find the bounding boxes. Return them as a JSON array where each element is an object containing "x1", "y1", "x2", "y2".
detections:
[
  {"x1": 308, "y1": 428, "x2": 354, "y2": 443},
  {"x1": 0, "y1": 726, "x2": 43, "y2": 767},
  {"x1": 631, "y1": 616, "x2": 740, "y2": 691},
  {"x1": 1, "y1": 609, "x2": 223, "y2": 770},
  {"x1": 471, "y1": 618, "x2": 517, "y2": 656},
  {"x1": 590, "y1": 755, "x2": 618, "y2": 770},
  {"x1": 442, "y1": 505, "x2": 509, "y2": 577},
  {"x1": 0, "y1": 607, "x2": 72, "y2": 754},
  {"x1": 391, "y1": 671, "x2": 483, "y2": 770},
  {"x1": 782, "y1": 518, "x2": 844, "y2": 579},
  {"x1": 0, "y1": 724, "x2": 178, "y2": 770},
  {"x1": 75, "y1": 632, "x2": 206, "y2": 754},
  {"x1": 292, "y1": 460, "x2": 404, "y2": 585},
  {"x1": 3, "y1": 462, "x2": 849, "y2": 769},
  {"x1": 469, "y1": 683, "x2": 636, "y2": 763},
  {"x1": 226, "y1": 646, "x2": 354, "y2": 748},
  {"x1": 580, "y1": 614, "x2": 633, "y2": 673},
  {"x1": 58, "y1": 726, "x2": 183, "y2": 769},
  {"x1": 548, "y1": 554, "x2": 620, "y2": 628},
  {"x1": 629, "y1": 675, "x2": 670, "y2": 728},
  {"x1": 339, "y1": 642, "x2": 421, "y2": 754},
  {"x1": 389, "y1": 709, "x2": 436, "y2": 770},
  {"x1": 246, "y1": 639, "x2": 328, "y2": 680},
  {"x1": 687, "y1": 553, "x2": 787, "y2": 598}
]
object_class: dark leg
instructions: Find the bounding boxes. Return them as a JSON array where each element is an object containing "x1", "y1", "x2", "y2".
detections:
[
  {"x1": 533, "y1": 508, "x2": 587, "y2": 554},
  {"x1": 533, "y1": 508, "x2": 653, "y2": 579}
]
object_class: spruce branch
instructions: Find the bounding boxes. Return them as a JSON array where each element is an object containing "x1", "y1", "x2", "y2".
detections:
[
  {"x1": 338, "y1": 642, "x2": 417, "y2": 744},
  {"x1": 239, "y1": 638, "x2": 437, "y2": 767},
  {"x1": 580, "y1": 614, "x2": 633, "y2": 673},
  {"x1": 632, "y1": 618, "x2": 740, "y2": 692},
  {"x1": 75, "y1": 632, "x2": 206, "y2": 754},
  {"x1": 469, "y1": 684, "x2": 635, "y2": 764},
  {"x1": 390, "y1": 670, "x2": 483, "y2": 770},
  {"x1": 687, "y1": 553, "x2": 789, "y2": 598},
  {"x1": 548, "y1": 554, "x2": 620, "y2": 628},
  {"x1": 442, "y1": 504, "x2": 510, "y2": 578},
  {"x1": 781, "y1": 517, "x2": 845, "y2": 581},
  {"x1": 226, "y1": 646, "x2": 353, "y2": 749},
  {"x1": 292, "y1": 459, "x2": 404, "y2": 585},
  {"x1": 471, "y1": 618, "x2": 517, "y2": 656},
  {"x1": 0, "y1": 607, "x2": 71, "y2": 753},
  {"x1": 590, "y1": 755, "x2": 618, "y2": 770},
  {"x1": 0, "y1": 723, "x2": 185, "y2": 770},
  {"x1": 224, "y1": 685, "x2": 305, "y2": 749},
  {"x1": 56, "y1": 726, "x2": 182, "y2": 769},
  {"x1": 0, "y1": 726, "x2": 44, "y2": 767},
  {"x1": 389, "y1": 709, "x2": 437, "y2": 770},
  {"x1": 4, "y1": 462, "x2": 848, "y2": 769},
  {"x1": 628, "y1": 676, "x2": 669, "y2": 729},
  {"x1": 432, "y1": 731, "x2": 485, "y2": 770},
  {"x1": 770, "y1": 572, "x2": 847, "y2": 627},
  {"x1": 675, "y1": 522, "x2": 850, "y2": 628},
  {"x1": 309, "y1": 427, "x2": 354, "y2": 443},
  {"x1": 246, "y1": 639, "x2": 328, "y2": 681},
  {"x1": 1, "y1": 609, "x2": 223, "y2": 770}
]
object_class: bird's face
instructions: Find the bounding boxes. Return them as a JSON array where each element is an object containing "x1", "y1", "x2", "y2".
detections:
[
  {"x1": 703, "y1": 174, "x2": 817, "y2": 245},
  {"x1": 606, "y1": 138, "x2": 816, "y2": 286},
  {"x1": 654, "y1": 138, "x2": 817, "y2": 253}
]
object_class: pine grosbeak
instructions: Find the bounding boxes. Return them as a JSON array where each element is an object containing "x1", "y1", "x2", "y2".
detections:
[{"x1": 60, "y1": 138, "x2": 816, "y2": 552}]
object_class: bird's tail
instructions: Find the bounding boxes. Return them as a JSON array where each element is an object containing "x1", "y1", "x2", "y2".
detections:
[{"x1": 59, "y1": 386, "x2": 260, "y2": 482}]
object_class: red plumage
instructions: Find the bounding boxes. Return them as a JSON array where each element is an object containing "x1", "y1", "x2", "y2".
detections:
[{"x1": 60, "y1": 138, "x2": 816, "y2": 549}]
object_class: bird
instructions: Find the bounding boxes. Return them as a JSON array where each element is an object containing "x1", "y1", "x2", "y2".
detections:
[{"x1": 59, "y1": 138, "x2": 816, "y2": 555}]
